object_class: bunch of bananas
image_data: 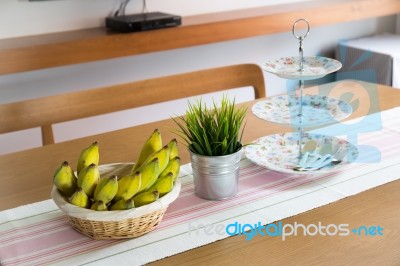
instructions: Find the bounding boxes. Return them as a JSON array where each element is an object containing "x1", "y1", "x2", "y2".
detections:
[{"x1": 52, "y1": 129, "x2": 180, "y2": 211}]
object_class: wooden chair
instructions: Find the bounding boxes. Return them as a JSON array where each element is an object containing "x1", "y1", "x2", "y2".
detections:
[{"x1": 0, "y1": 64, "x2": 266, "y2": 146}]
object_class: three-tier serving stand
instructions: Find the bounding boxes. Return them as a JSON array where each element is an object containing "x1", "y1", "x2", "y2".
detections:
[{"x1": 244, "y1": 19, "x2": 358, "y2": 175}]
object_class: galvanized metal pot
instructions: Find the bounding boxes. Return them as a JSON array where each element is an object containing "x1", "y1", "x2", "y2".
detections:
[{"x1": 189, "y1": 148, "x2": 242, "y2": 200}]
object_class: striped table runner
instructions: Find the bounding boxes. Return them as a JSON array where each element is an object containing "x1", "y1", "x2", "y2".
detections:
[{"x1": 1, "y1": 108, "x2": 400, "y2": 266}]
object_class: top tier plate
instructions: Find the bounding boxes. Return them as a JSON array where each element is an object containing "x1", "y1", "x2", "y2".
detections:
[{"x1": 262, "y1": 56, "x2": 342, "y2": 80}]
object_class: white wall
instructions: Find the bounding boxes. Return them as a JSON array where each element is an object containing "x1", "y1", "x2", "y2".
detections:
[{"x1": 0, "y1": 0, "x2": 398, "y2": 154}]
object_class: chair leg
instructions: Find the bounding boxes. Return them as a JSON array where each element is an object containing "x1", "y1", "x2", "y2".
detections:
[{"x1": 41, "y1": 125, "x2": 55, "y2": 145}]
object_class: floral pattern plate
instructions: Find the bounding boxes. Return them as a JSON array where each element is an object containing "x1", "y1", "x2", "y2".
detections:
[
  {"x1": 244, "y1": 132, "x2": 359, "y2": 175},
  {"x1": 262, "y1": 56, "x2": 342, "y2": 80},
  {"x1": 252, "y1": 95, "x2": 352, "y2": 127}
]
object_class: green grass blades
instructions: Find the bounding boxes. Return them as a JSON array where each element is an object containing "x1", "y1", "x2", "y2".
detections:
[
  {"x1": 93, "y1": 175, "x2": 118, "y2": 204},
  {"x1": 133, "y1": 190, "x2": 159, "y2": 207},
  {"x1": 53, "y1": 161, "x2": 77, "y2": 197},
  {"x1": 77, "y1": 141, "x2": 99, "y2": 175},
  {"x1": 172, "y1": 95, "x2": 246, "y2": 156}
]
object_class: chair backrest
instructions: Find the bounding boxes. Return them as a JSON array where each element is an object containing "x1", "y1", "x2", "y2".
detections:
[{"x1": 0, "y1": 64, "x2": 266, "y2": 145}]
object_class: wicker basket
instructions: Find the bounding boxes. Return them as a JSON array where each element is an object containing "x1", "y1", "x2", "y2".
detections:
[{"x1": 51, "y1": 163, "x2": 181, "y2": 240}]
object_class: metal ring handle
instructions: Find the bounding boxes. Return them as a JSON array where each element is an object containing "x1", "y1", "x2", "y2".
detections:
[{"x1": 292, "y1": 18, "x2": 310, "y2": 40}]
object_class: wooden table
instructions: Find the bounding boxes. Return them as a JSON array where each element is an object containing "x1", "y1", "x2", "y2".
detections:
[{"x1": 1, "y1": 80, "x2": 399, "y2": 265}]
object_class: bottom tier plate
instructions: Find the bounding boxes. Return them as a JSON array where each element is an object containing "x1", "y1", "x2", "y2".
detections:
[{"x1": 244, "y1": 132, "x2": 359, "y2": 175}]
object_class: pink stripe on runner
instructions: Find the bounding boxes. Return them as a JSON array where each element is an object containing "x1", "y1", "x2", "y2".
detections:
[
  {"x1": 164, "y1": 169, "x2": 297, "y2": 219},
  {"x1": 161, "y1": 176, "x2": 306, "y2": 226},
  {"x1": 2, "y1": 229, "x2": 119, "y2": 265},
  {"x1": 160, "y1": 164, "x2": 398, "y2": 232},
  {"x1": 158, "y1": 163, "x2": 369, "y2": 229},
  {"x1": 160, "y1": 149, "x2": 400, "y2": 230},
  {"x1": 26, "y1": 239, "x2": 120, "y2": 266},
  {"x1": 175, "y1": 166, "x2": 349, "y2": 222},
  {"x1": 159, "y1": 180, "x2": 317, "y2": 229},
  {"x1": 3, "y1": 239, "x2": 94, "y2": 266},
  {"x1": 159, "y1": 142, "x2": 397, "y2": 228},
  {"x1": 0, "y1": 222, "x2": 70, "y2": 245},
  {"x1": 0, "y1": 227, "x2": 87, "y2": 261},
  {"x1": 0, "y1": 216, "x2": 65, "y2": 236}
]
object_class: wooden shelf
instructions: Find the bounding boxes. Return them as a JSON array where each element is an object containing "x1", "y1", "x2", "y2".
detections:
[{"x1": 1, "y1": 0, "x2": 400, "y2": 75}]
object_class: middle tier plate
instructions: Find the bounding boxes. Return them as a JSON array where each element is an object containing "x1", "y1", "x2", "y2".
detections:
[{"x1": 252, "y1": 94, "x2": 352, "y2": 127}]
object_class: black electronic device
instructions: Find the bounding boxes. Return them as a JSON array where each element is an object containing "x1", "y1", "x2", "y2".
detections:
[{"x1": 106, "y1": 12, "x2": 181, "y2": 33}]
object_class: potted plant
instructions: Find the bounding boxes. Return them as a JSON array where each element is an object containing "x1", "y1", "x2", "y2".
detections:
[{"x1": 172, "y1": 95, "x2": 247, "y2": 200}]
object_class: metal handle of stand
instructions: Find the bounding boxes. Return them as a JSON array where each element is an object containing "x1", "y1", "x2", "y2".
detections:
[{"x1": 292, "y1": 18, "x2": 310, "y2": 72}]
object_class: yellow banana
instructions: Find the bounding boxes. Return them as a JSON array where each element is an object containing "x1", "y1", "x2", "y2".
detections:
[
  {"x1": 77, "y1": 141, "x2": 99, "y2": 174},
  {"x1": 109, "y1": 198, "x2": 135, "y2": 211},
  {"x1": 69, "y1": 188, "x2": 90, "y2": 208},
  {"x1": 53, "y1": 161, "x2": 77, "y2": 197},
  {"x1": 132, "y1": 129, "x2": 162, "y2": 172},
  {"x1": 93, "y1": 175, "x2": 118, "y2": 204},
  {"x1": 137, "y1": 158, "x2": 159, "y2": 193},
  {"x1": 159, "y1": 156, "x2": 180, "y2": 182},
  {"x1": 147, "y1": 172, "x2": 174, "y2": 197},
  {"x1": 90, "y1": 200, "x2": 108, "y2": 211},
  {"x1": 114, "y1": 171, "x2": 141, "y2": 201},
  {"x1": 133, "y1": 190, "x2": 160, "y2": 207},
  {"x1": 167, "y1": 139, "x2": 179, "y2": 160},
  {"x1": 142, "y1": 145, "x2": 170, "y2": 174},
  {"x1": 77, "y1": 163, "x2": 100, "y2": 198}
]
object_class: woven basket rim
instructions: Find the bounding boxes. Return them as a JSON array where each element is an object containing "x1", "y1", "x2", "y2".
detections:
[{"x1": 51, "y1": 162, "x2": 181, "y2": 222}]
